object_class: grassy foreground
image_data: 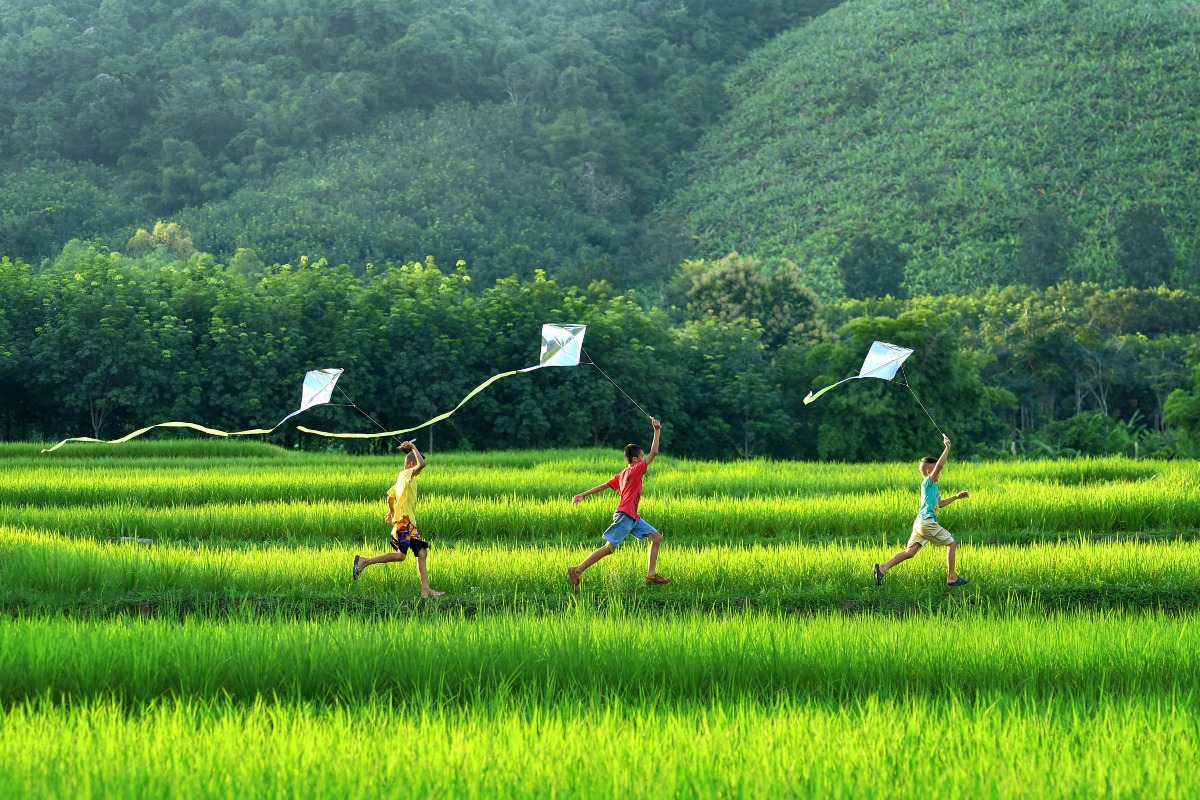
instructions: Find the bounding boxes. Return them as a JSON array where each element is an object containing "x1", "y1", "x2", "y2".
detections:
[
  {"x1": 3, "y1": 695, "x2": 1198, "y2": 799},
  {"x1": 5, "y1": 695, "x2": 1197, "y2": 799},
  {"x1": 4, "y1": 528, "x2": 1200, "y2": 615},
  {"x1": 4, "y1": 443, "x2": 1199, "y2": 798},
  {"x1": 3, "y1": 609, "x2": 1199, "y2": 798}
]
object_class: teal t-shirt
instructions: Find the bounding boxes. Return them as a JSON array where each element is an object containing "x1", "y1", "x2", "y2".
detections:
[{"x1": 917, "y1": 475, "x2": 940, "y2": 520}]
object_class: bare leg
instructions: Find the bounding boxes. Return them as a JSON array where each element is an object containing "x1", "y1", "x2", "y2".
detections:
[
  {"x1": 947, "y1": 541, "x2": 958, "y2": 582},
  {"x1": 881, "y1": 543, "x2": 921, "y2": 573},
  {"x1": 567, "y1": 543, "x2": 615, "y2": 592},
  {"x1": 416, "y1": 549, "x2": 444, "y2": 597},
  {"x1": 575, "y1": 543, "x2": 615, "y2": 575},
  {"x1": 646, "y1": 532, "x2": 663, "y2": 577},
  {"x1": 357, "y1": 551, "x2": 406, "y2": 573}
]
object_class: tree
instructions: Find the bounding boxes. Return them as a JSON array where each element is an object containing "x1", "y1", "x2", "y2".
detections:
[
  {"x1": 30, "y1": 247, "x2": 159, "y2": 439},
  {"x1": 838, "y1": 235, "x2": 908, "y2": 299},
  {"x1": 672, "y1": 318, "x2": 792, "y2": 459},
  {"x1": 1014, "y1": 207, "x2": 1079, "y2": 288},
  {"x1": 127, "y1": 221, "x2": 197, "y2": 259},
  {"x1": 1117, "y1": 205, "x2": 1176, "y2": 289},
  {"x1": 675, "y1": 252, "x2": 822, "y2": 350}
]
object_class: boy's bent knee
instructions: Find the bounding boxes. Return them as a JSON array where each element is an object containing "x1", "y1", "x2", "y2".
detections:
[{"x1": 647, "y1": 532, "x2": 663, "y2": 543}]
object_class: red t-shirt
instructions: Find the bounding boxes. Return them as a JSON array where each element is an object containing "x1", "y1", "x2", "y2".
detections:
[{"x1": 607, "y1": 459, "x2": 648, "y2": 519}]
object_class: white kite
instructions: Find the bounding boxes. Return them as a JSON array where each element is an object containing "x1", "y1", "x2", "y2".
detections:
[
  {"x1": 803, "y1": 341, "x2": 913, "y2": 405},
  {"x1": 282, "y1": 368, "x2": 344, "y2": 423},
  {"x1": 42, "y1": 368, "x2": 344, "y2": 453},
  {"x1": 803, "y1": 340, "x2": 944, "y2": 434},
  {"x1": 535, "y1": 323, "x2": 587, "y2": 369}
]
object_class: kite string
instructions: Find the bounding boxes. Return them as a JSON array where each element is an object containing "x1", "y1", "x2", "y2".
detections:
[
  {"x1": 899, "y1": 364, "x2": 946, "y2": 438},
  {"x1": 336, "y1": 386, "x2": 406, "y2": 447},
  {"x1": 582, "y1": 348, "x2": 653, "y2": 420}
]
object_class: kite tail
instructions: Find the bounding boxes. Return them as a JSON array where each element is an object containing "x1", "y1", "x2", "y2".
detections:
[
  {"x1": 900, "y1": 365, "x2": 946, "y2": 437},
  {"x1": 583, "y1": 348, "x2": 652, "y2": 419},
  {"x1": 802, "y1": 376, "x2": 858, "y2": 405},
  {"x1": 298, "y1": 370, "x2": 521, "y2": 439},
  {"x1": 41, "y1": 420, "x2": 280, "y2": 453}
]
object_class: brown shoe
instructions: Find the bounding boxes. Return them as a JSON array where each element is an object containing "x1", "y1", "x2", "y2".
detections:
[
  {"x1": 567, "y1": 566, "x2": 581, "y2": 593},
  {"x1": 645, "y1": 574, "x2": 671, "y2": 586}
]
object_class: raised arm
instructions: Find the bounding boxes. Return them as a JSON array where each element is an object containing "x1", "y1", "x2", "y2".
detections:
[
  {"x1": 643, "y1": 417, "x2": 662, "y2": 465},
  {"x1": 929, "y1": 434, "x2": 951, "y2": 481},
  {"x1": 401, "y1": 440, "x2": 427, "y2": 476}
]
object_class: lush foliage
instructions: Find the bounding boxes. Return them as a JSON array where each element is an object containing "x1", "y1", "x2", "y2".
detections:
[
  {"x1": 0, "y1": 0, "x2": 837, "y2": 280},
  {"x1": 3, "y1": 251, "x2": 1198, "y2": 459},
  {"x1": 664, "y1": 0, "x2": 1200, "y2": 296}
]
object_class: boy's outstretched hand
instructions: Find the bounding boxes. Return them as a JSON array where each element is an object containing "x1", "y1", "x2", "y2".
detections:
[
  {"x1": 571, "y1": 493, "x2": 585, "y2": 505},
  {"x1": 651, "y1": 417, "x2": 662, "y2": 430},
  {"x1": 942, "y1": 434, "x2": 952, "y2": 449},
  {"x1": 957, "y1": 491, "x2": 969, "y2": 500},
  {"x1": 399, "y1": 440, "x2": 415, "y2": 451}
]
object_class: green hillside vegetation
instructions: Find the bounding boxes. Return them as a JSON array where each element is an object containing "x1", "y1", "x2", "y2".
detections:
[
  {"x1": 0, "y1": 0, "x2": 838, "y2": 284},
  {"x1": 176, "y1": 106, "x2": 589, "y2": 285},
  {"x1": 663, "y1": 0, "x2": 1200, "y2": 298}
]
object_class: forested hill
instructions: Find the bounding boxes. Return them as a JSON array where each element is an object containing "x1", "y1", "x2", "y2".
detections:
[
  {"x1": 0, "y1": 0, "x2": 838, "y2": 286},
  {"x1": 662, "y1": 0, "x2": 1200, "y2": 298}
]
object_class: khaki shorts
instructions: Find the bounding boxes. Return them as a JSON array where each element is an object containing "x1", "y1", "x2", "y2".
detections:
[{"x1": 908, "y1": 517, "x2": 955, "y2": 548}]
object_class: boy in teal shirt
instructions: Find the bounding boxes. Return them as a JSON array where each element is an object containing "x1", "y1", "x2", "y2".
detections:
[{"x1": 874, "y1": 434, "x2": 970, "y2": 587}]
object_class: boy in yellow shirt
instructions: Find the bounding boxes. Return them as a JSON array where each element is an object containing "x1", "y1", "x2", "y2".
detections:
[{"x1": 352, "y1": 440, "x2": 444, "y2": 597}]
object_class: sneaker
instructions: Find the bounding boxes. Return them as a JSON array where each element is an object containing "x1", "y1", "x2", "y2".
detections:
[
  {"x1": 352, "y1": 555, "x2": 363, "y2": 581},
  {"x1": 645, "y1": 574, "x2": 671, "y2": 586},
  {"x1": 947, "y1": 576, "x2": 969, "y2": 587},
  {"x1": 873, "y1": 564, "x2": 884, "y2": 586}
]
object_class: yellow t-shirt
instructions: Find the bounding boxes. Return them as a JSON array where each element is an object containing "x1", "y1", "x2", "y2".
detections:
[{"x1": 386, "y1": 467, "x2": 419, "y2": 525}]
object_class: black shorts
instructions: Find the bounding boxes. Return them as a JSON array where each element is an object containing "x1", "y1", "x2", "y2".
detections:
[{"x1": 390, "y1": 532, "x2": 429, "y2": 556}]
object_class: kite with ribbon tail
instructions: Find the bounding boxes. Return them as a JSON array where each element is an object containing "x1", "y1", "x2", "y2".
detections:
[
  {"x1": 298, "y1": 323, "x2": 653, "y2": 441},
  {"x1": 41, "y1": 368, "x2": 345, "y2": 453},
  {"x1": 803, "y1": 341, "x2": 944, "y2": 435}
]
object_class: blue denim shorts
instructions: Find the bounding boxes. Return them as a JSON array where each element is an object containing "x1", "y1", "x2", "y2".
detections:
[{"x1": 601, "y1": 512, "x2": 659, "y2": 548}]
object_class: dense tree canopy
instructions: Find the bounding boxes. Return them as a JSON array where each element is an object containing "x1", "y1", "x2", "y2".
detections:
[
  {"x1": 663, "y1": 0, "x2": 1200, "y2": 297},
  {"x1": 2, "y1": 249, "x2": 1196, "y2": 460},
  {"x1": 0, "y1": 0, "x2": 839, "y2": 280}
]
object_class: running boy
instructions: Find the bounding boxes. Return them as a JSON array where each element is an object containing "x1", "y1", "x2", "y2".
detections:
[
  {"x1": 874, "y1": 434, "x2": 970, "y2": 587},
  {"x1": 567, "y1": 417, "x2": 669, "y2": 592},
  {"x1": 352, "y1": 440, "x2": 444, "y2": 597}
]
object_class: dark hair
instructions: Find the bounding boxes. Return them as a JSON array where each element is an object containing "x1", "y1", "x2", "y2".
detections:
[
  {"x1": 920, "y1": 456, "x2": 937, "y2": 468},
  {"x1": 624, "y1": 444, "x2": 643, "y2": 462}
]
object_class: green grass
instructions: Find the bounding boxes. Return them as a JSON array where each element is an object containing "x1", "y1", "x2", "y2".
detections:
[
  {"x1": 4, "y1": 528, "x2": 1199, "y2": 615},
  {"x1": 3, "y1": 610, "x2": 1199, "y2": 797},
  {"x1": 5, "y1": 694, "x2": 1198, "y2": 799},
  {"x1": 3, "y1": 609, "x2": 1199, "y2": 705},
  {"x1": 4, "y1": 444, "x2": 1197, "y2": 544},
  {"x1": 4, "y1": 443, "x2": 1199, "y2": 798}
]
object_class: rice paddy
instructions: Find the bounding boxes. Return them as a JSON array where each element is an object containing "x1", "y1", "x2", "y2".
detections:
[{"x1": 2, "y1": 441, "x2": 1198, "y2": 798}]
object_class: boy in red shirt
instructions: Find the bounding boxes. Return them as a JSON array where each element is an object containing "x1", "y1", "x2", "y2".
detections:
[{"x1": 567, "y1": 417, "x2": 669, "y2": 592}]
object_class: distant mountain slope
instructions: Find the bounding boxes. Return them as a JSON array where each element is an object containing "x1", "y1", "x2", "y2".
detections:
[
  {"x1": 0, "y1": 0, "x2": 840, "y2": 282},
  {"x1": 661, "y1": 0, "x2": 1200, "y2": 297}
]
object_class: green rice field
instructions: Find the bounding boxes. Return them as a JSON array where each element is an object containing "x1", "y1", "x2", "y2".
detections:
[{"x1": 2, "y1": 441, "x2": 1198, "y2": 798}]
